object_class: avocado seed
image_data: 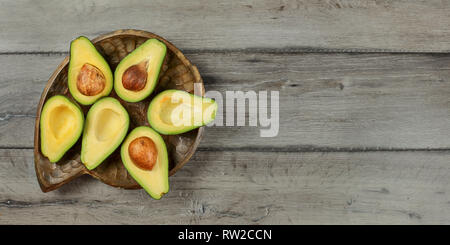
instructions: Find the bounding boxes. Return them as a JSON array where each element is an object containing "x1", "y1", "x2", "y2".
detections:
[
  {"x1": 128, "y1": 136, "x2": 158, "y2": 170},
  {"x1": 76, "y1": 63, "x2": 106, "y2": 96},
  {"x1": 122, "y1": 61, "x2": 148, "y2": 91}
]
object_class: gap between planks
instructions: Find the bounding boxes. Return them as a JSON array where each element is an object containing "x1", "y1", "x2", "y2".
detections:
[
  {"x1": 2, "y1": 48, "x2": 450, "y2": 56},
  {"x1": 4, "y1": 146, "x2": 450, "y2": 153}
]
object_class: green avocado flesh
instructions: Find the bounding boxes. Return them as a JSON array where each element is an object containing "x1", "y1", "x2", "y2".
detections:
[
  {"x1": 147, "y1": 90, "x2": 217, "y2": 135},
  {"x1": 121, "y1": 126, "x2": 169, "y2": 199},
  {"x1": 114, "y1": 38, "x2": 167, "y2": 102},
  {"x1": 68, "y1": 36, "x2": 113, "y2": 105},
  {"x1": 81, "y1": 97, "x2": 129, "y2": 170},
  {"x1": 40, "y1": 95, "x2": 84, "y2": 163}
]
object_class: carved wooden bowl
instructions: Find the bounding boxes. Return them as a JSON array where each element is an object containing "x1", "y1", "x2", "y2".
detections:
[{"x1": 34, "y1": 29, "x2": 205, "y2": 192}]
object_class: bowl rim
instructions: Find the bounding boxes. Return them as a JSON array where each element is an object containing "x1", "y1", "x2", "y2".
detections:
[{"x1": 34, "y1": 29, "x2": 205, "y2": 192}]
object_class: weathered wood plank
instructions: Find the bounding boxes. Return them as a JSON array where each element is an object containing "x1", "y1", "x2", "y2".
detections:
[
  {"x1": 2, "y1": 53, "x2": 450, "y2": 149},
  {"x1": 1, "y1": 149, "x2": 450, "y2": 224},
  {"x1": 1, "y1": 0, "x2": 450, "y2": 53}
]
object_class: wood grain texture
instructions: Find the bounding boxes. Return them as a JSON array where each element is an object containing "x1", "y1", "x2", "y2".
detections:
[
  {"x1": 1, "y1": 0, "x2": 450, "y2": 53},
  {"x1": 2, "y1": 53, "x2": 450, "y2": 149},
  {"x1": 1, "y1": 149, "x2": 450, "y2": 224}
]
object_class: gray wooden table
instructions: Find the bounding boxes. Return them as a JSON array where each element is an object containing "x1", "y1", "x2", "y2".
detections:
[{"x1": 1, "y1": 0, "x2": 450, "y2": 224}]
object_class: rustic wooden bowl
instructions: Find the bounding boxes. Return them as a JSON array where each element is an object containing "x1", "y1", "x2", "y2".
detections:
[{"x1": 34, "y1": 29, "x2": 205, "y2": 192}]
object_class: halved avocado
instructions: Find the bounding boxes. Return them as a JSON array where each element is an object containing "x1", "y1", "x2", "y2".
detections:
[
  {"x1": 40, "y1": 95, "x2": 84, "y2": 163},
  {"x1": 81, "y1": 97, "x2": 129, "y2": 170},
  {"x1": 114, "y1": 39, "x2": 166, "y2": 102},
  {"x1": 121, "y1": 126, "x2": 169, "y2": 199},
  {"x1": 68, "y1": 36, "x2": 113, "y2": 105},
  {"x1": 147, "y1": 89, "x2": 217, "y2": 135}
]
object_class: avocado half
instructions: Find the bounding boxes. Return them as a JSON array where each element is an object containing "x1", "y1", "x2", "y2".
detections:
[
  {"x1": 114, "y1": 39, "x2": 167, "y2": 102},
  {"x1": 121, "y1": 126, "x2": 169, "y2": 199},
  {"x1": 147, "y1": 90, "x2": 217, "y2": 135},
  {"x1": 40, "y1": 95, "x2": 84, "y2": 163},
  {"x1": 68, "y1": 36, "x2": 113, "y2": 105},
  {"x1": 81, "y1": 97, "x2": 129, "y2": 170}
]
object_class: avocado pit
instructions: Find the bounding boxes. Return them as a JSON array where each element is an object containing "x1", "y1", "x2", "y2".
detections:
[
  {"x1": 122, "y1": 61, "x2": 148, "y2": 91},
  {"x1": 76, "y1": 63, "x2": 106, "y2": 96},
  {"x1": 128, "y1": 136, "x2": 158, "y2": 171}
]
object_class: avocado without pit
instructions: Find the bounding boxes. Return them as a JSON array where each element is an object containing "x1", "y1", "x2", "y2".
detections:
[
  {"x1": 121, "y1": 126, "x2": 169, "y2": 199},
  {"x1": 114, "y1": 38, "x2": 167, "y2": 102},
  {"x1": 68, "y1": 36, "x2": 113, "y2": 105},
  {"x1": 147, "y1": 89, "x2": 217, "y2": 135},
  {"x1": 81, "y1": 97, "x2": 129, "y2": 170},
  {"x1": 40, "y1": 95, "x2": 84, "y2": 163}
]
